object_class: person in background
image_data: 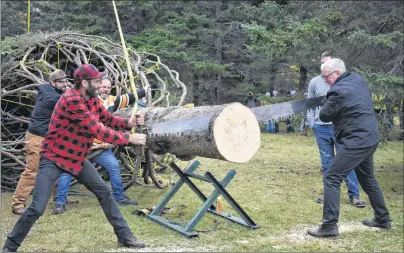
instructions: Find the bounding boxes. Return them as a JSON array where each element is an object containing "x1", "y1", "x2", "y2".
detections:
[
  {"x1": 245, "y1": 92, "x2": 260, "y2": 108},
  {"x1": 307, "y1": 51, "x2": 365, "y2": 208},
  {"x1": 11, "y1": 70, "x2": 70, "y2": 215},
  {"x1": 307, "y1": 58, "x2": 391, "y2": 238},
  {"x1": 300, "y1": 92, "x2": 309, "y2": 136}
]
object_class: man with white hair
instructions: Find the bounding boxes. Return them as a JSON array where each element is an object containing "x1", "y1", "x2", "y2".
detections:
[
  {"x1": 307, "y1": 51, "x2": 365, "y2": 207},
  {"x1": 307, "y1": 58, "x2": 391, "y2": 238}
]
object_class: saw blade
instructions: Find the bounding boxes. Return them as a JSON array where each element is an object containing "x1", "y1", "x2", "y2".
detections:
[{"x1": 250, "y1": 95, "x2": 327, "y2": 121}]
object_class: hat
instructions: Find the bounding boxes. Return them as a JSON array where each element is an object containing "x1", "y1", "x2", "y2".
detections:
[
  {"x1": 49, "y1": 70, "x2": 67, "y2": 82},
  {"x1": 73, "y1": 64, "x2": 106, "y2": 84}
]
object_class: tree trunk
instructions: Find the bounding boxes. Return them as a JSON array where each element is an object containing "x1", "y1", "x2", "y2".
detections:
[
  {"x1": 298, "y1": 66, "x2": 308, "y2": 90},
  {"x1": 115, "y1": 103, "x2": 261, "y2": 163},
  {"x1": 192, "y1": 73, "x2": 201, "y2": 106},
  {"x1": 269, "y1": 64, "x2": 277, "y2": 94},
  {"x1": 214, "y1": 0, "x2": 223, "y2": 105}
]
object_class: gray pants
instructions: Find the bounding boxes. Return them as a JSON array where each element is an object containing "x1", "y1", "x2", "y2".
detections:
[
  {"x1": 323, "y1": 144, "x2": 390, "y2": 225},
  {"x1": 3, "y1": 158, "x2": 132, "y2": 251}
]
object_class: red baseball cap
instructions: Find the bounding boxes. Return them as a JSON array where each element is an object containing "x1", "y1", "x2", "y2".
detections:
[{"x1": 73, "y1": 64, "x2": 106, "y2": 84}]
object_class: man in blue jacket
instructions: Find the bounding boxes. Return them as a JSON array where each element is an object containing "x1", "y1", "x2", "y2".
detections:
[
  {"x1": 11, "y1": 70, "x2": 70, "y2": 215},
  {"x1": 307, "y1": 58, "x2": 391, "y2": 238}
]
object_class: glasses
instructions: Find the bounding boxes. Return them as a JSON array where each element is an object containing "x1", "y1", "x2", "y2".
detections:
[{"x1": 321, "y1": 71, "x2": 336, "y2": 80}]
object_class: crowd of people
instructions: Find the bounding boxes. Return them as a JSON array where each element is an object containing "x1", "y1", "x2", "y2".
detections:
[{"x1": 2, "y1": 51, "x2": 392, "y2": 251}]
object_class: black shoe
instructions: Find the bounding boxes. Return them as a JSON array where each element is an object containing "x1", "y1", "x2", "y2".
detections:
[
  {"x1": 53, "y1": 204, "x2": 66, "y2": 214},
  {"x1": 1, "y1": 247, "x2": 17, "y2": 252},
  {"x1": 350, "y1": 196, "x2": 366, "y2": 208},
  {"x1": 118, "y1": 234, "x2": 146, "y2": 248},
  {"x1": 362, "y1": 218, "x2": 392, "y2": 229},
  {"x1": 307, "y1": 224, "x2": 339, "y2": 238},
  {"x1": 116, "y1": 196, "x2": 138, "y2": 206}
]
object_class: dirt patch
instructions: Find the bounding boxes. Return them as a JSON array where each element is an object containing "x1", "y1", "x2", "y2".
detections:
[
  {"x1": 268, "y1": 221, "x2": 380, "y2": 249},
  {"x1": 106, "y1": 244, "x2": 226, "y2": 252}
]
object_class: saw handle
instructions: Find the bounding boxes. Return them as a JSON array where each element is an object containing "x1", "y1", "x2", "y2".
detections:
[{"x1": 131, "y1": 113, "x2": 145, "y2": 158}]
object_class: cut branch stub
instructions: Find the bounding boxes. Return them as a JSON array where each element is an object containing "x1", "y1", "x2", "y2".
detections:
[{"x1": 115, "y1": 103, "x2": 261, "y2": 163}]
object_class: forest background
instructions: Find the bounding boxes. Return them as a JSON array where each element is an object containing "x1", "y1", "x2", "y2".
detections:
[{"x1": 1, "y1": 0, "x2": 403, "y2": 140}]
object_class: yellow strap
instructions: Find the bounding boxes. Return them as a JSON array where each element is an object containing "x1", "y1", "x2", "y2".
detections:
[
  {"x1": 27, "y1": 0, "x2": 31, "y2": 32},
  {"x1": 124, "y1": 148, "x2": 136, "y2": 172},
  {"x1": 112, "y1": 1, "x2": 138, "y2": 132},
  {"x1": 57, "y1": 42, "x2": 61, "y2": 69}
]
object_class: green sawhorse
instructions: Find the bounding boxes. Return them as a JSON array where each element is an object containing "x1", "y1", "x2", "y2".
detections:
[{"x1": 145, "y1": 160, "x2": 260, "y2": 237}]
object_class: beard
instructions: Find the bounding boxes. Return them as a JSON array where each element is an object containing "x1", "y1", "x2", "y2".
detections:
[
  {"x1": 99, "y1": 93, "x2": 109, "y2": 100},
  {"x1": 54, "y1": 86, "x2": 66, "y2": 94},
  {"x1": 86, "y1": 81, "x2": 99, "y2": 98}
]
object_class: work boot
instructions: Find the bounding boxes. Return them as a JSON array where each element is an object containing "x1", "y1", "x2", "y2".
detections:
[
  {"x1": 307, "y1": 224, "x2": 339, "y2": 238},
  {"x1": 2, "y1": 239, "x2": 18, "y2": 252},
  {"x1": 12, "y1": 208, "x2": 25, "y2": 215},
  {"x1": 1, "y1": 247, "x2": 17, "y2": 252},
  {"x1": 350, "y1": 196, "x2": 366, "y2": 208},
  {"x1": 118, "y1": 234, "x2": 146, "y2": 248},
  {"x1": 116, "y1": 196, "x2": 138, "y2": 206},
  {"x1": 53, "y1": 204, "x2": 66, "y2": 214},
  {"x1": 362, "y1": 218, "x2": 392, "y2": 229}
]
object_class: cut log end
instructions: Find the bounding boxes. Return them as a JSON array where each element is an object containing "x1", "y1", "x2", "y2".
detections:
[{"x1": 213, "y1": 103, "x2": 261, "y2": 163}]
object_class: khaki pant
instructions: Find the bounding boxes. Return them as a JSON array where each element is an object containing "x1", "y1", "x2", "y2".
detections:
[{"x1": 11, "y1": 132, "x2": 44, "y2": 211}]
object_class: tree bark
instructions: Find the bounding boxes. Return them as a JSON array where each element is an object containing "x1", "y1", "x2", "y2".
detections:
[
  {"x1": 298, "y1": 66, "x2": 308, "y2": 90},
  {"x1": 214, "y1": 0, "x2": 223, "y2": 105},
  {"x1": 115, "y1": 103, "x2": 261, "y2": 163}
]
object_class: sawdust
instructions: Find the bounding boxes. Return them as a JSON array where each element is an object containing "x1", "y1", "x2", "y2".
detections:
[
  {"x1": 106, "y1": 244, "x2": 226, "y2": 252},
  {"x1": 267, "y1": 221, "x2": 382, "y2": 249}
]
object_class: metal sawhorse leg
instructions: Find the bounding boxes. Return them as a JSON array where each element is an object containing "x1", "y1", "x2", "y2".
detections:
[{"x1": 145, "y1": 160, "x2": 260, "y2": 237}]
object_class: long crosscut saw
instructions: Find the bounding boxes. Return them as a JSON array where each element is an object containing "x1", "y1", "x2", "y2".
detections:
[{"x1": 250, "y1": 95, "x2": 327, "y2": 122}]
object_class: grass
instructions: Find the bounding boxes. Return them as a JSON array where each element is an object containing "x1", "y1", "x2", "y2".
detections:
[{"x1": 1, "y1": 133, "x2": 403, "y2": 252}]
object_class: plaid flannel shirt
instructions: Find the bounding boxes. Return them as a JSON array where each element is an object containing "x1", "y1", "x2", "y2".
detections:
[{"x1": 41, "y1": 88, "x2": 131, "y2": 175}]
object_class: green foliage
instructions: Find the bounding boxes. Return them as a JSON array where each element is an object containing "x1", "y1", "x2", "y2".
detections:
[
  {"x1": 190, "y1": 61, "x2": 231, "y2": 75},
  {"x1": 348, "y1": 29, "x2": 403, "y2": 49},
  {"x1": 126, "y1": 26, "x2": 186, "y2": 60},
  {"x1": 243, "y1": 18, "x2": 327, "y2": 62},
  {"x1": 325, "y1": 9, "x2": 344, "y2": 22},
  {"x1": 1, "y1": 0, "x2": 403, "y2": 119}
]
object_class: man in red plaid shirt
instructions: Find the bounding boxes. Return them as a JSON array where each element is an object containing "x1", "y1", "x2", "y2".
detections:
[{"x1": 2, "y1": 64, "x2": 147, "y2": 251}]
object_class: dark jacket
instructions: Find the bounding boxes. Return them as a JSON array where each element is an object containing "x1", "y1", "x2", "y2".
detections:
[
  {"x1": 319, "y1": 72, "x2": 380, "y2": 149},
  {"x1": 28, "y1": 84, "x2": 64, "y2": 137},
  {"x1": 245, "y1": 96, "x2": 260, "y2": 108}
]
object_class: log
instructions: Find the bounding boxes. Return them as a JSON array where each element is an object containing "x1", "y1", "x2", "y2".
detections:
[{"x1": 115, "y1": 102, "x2": 261, "y2": 163}]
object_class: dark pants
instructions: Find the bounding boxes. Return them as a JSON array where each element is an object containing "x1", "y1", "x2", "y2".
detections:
[
  {"x1": 3, "y1": 158, "x2": 132, "y2": 251},
  {"x1": 322, "y1": 144, "x2": 390, "y2": 225},
  {"x1": 313, "y1": 124, "x2": 360, "y2": 199}
]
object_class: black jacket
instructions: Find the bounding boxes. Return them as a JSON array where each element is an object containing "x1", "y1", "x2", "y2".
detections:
[
  {"x1": 28, "y1": 84, "x2": 64, "y2": 137},
  {"x1": 245, "y1": 96, "x2": 259, "y2": 108},
  {"x1": 319, "y1": 72, "x2": 380, "y2": 149}
]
